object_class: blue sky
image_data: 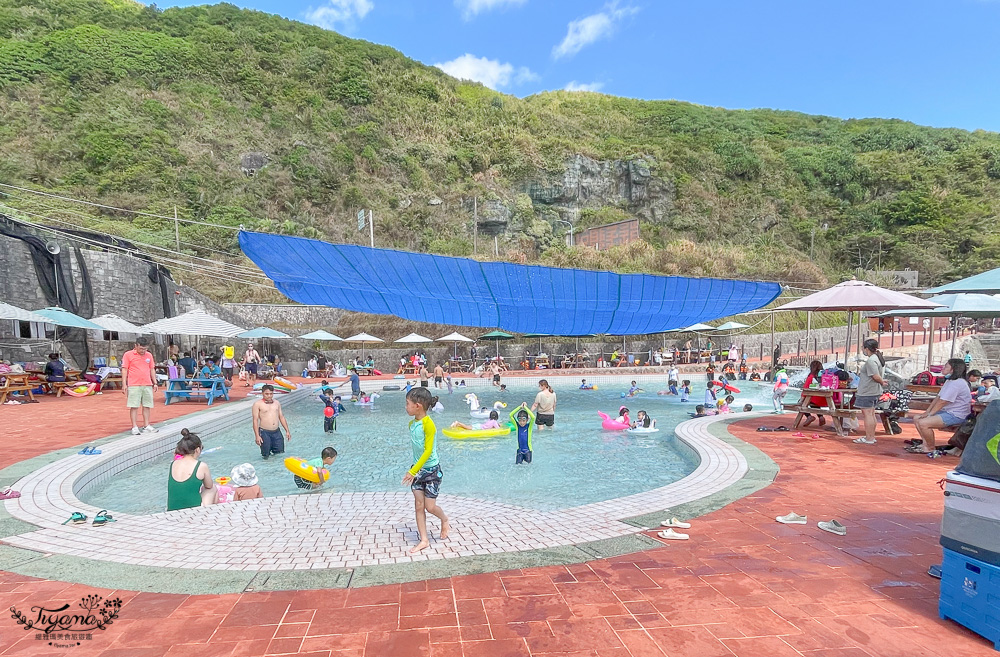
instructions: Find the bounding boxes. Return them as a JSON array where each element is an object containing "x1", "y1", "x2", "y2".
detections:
[{"x1": 154, "y1": 0, "x2": 1000, "y2": 132}]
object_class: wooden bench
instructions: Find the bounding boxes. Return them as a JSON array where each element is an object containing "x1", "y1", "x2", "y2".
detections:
[
  {"x1": 784, "y1": 402, "x2": 905, "y2": 436},
  {"x1": 0, "y1": 374, "x2": 36, "y2": 404}
]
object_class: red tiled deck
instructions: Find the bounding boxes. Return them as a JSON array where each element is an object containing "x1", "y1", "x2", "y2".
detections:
[{"x1": 0, "y1": 385, "x2": 994, "y2": 656}]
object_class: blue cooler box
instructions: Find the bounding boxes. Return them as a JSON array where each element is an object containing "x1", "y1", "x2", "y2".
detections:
[{"x1": 940, "y1": 549, "x2": 1000, "y2": 650}]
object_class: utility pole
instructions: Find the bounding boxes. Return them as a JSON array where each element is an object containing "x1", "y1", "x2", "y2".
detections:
[
  {"x1": 494, "y1": 235, "x2": 498, "y2": 257},
  {"x1": 174, "y1": 206, "x2": 180, "y2": 251},
  {"x1": 473, "y1": 196, "x2": 478, "y2": 255},
  {"x1": 368, "y1": 209, "x2": 374, "y2": 248}
]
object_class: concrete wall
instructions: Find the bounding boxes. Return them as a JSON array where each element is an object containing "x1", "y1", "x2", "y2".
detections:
[{"x1": 223, "y1": 303, "x2": 345, "y2": 329}]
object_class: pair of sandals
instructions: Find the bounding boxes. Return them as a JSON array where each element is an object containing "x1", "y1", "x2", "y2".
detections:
[
  {"x1": 78, "y1": 446, "x2": 102, "y2": 455},
  {"x1": 0, "y1": 487, "x2": 21, "y2": 500},
  {"x1": 904, "y1": 439, "x2": 934, "y2": 455},
  {"x1": 62, "y1": 510, "x2": 115, "y2": 527}
]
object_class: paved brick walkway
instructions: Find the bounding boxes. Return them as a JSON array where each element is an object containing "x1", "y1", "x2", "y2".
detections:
[{"x1": 0, "y1": 383, "x2": 993, "y2": 656}]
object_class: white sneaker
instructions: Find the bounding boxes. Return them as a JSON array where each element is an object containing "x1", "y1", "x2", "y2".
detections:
[
  {"x1": 142, "y1": 425, "x2": 159, "y2": 434},
  {"x1": 660, "y1": 517, "x2": 692, "y2": 529},
  {"x1": 656, "y1": 528, "x2": 689, "y2": 540},
  {"x1": 131, "y1": 426, "x2": 141, "y2": 435},
  {"x1": 852, "y1": 437, "x2": 877, "y2": 445},
  {"x1": 818, "y1": 520, "x2": 847, "y2": 536},
  {"x1": 776, "y1": 512, "x2": 807, "y2": 525}
]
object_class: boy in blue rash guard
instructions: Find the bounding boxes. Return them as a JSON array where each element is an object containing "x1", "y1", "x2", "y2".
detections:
[
  {"x1": 402, "y1": 387, "x2": 450, "y2": 554},
  {"x1": 510, "y1": 402, "x2": 535, "y2": 464}
]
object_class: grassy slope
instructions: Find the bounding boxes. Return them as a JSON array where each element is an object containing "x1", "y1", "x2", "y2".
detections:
[{"x1": 1, "y1": 0, "x2": 999, "y2": 315}]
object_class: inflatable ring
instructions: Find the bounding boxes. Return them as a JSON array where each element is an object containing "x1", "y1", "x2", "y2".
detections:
[
  {"x1": 214, "y1": 476, "x2": 231, "y2": 486},
  {"x1": 63, "y1": 382, "x2": 97, "y2": 397},
  {"x1": 711, "y1": 380, "x2": 741, "y2": 394},
  {"x1": 284, "y1": 457, "x2": 328, "y2": 484},
  {"x1": 442, "y1": 424, "x2": 514, "y2": 440},
  {"x1": 383, "y1": 385, "x2": 401, "y2": 391},
  {"x1": 626, "y1": 427, "x2": 660, "y2": 434},
  {"x1": 597, "y1": 411, "x2": 630, "y2": 431},
  {"x1": 273, "y1": 376, "x2": 297, "y2": 392},
  {"x1": 580, "y1": 385, "x2": 598, "y2": 390}
]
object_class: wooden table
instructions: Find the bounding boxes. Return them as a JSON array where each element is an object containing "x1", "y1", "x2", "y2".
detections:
[
  {"x1": 164, "y1": 377, "x2": 230, "y2": 406},
  {"x1": 0, "y1": 373, "x2": 36, "y2": 404},
  {"x1": 534, "y1": 356, "x2": 550, "y2": 369}
]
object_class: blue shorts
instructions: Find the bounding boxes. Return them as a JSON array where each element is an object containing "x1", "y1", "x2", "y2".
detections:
[{"x1": 934, "y1": 410, "x2": 966, "y2": 427}]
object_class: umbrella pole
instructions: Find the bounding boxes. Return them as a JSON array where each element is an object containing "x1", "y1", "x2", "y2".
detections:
[
  {"x1": 844, "y1": 311, "x2": 853, "y2": 363},
  {"x1": 950, "y1": 316, "x2": 958, "y2": 359}
]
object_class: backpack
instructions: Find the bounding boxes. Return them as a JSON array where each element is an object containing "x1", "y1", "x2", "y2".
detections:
[{"x1": 820, "y1": 371, "x2": 838, "y2": 389}]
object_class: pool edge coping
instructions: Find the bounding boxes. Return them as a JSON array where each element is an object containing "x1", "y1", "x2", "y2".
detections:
[{"x1": 0, "y1": 412, "x2": 777, "y2": 592}]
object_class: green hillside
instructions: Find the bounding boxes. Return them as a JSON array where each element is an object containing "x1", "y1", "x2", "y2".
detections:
[{"x1": 2, "y1": 0, "x2": 1000, "y2": 303}]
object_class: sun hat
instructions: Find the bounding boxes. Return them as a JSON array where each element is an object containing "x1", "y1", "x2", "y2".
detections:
[{"x1": 230, "y1": 463, "x2": 258, "y2": 487}]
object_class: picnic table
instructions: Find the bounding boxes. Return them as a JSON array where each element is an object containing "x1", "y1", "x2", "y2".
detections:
[
  {"x1": 0, "y1": 373, "x2": 36, "y2": 404},
  {"x1": 784, "y1": 388, "x2": 900, "y2": 437},
  {"x1": 354, "y1": 366, "x2": 374, "y2": 376},
  {"x1": 164, "y1": 377, "x2": 230, "y2": 406}
]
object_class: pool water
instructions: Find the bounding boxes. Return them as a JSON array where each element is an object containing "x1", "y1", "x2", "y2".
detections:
[{"x1": 82, "y1": 379, "x2": 774, "y2": 515}]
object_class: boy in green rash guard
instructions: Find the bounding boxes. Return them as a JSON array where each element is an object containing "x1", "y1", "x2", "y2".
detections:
[
  {"x1": 402, "y1": 387, "x2": 450, "y2": 554},
  {"x1": 511, "y1": 402, "x2": 535, "y2": 464}
]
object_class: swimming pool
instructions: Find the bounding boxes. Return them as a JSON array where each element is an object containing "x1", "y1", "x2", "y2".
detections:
[{"x1": 81, "y1": 378, "x2": 773, "y2": 515}]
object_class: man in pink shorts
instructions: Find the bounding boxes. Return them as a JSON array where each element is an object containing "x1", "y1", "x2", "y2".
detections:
[{"x1": 123, "y1": 337, "x2": 158, "y2": 435}]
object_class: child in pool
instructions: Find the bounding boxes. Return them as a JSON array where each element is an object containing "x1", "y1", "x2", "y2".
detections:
[
  {"x1": 631, "y1": 410, "x2": 656, "y2": 429},
  {"x1": 580, "y1": 379, "x2": 594, "y2": 390},
  {"x1": 719, "y1": 394, "x2": 735, "y2": 414},
  {"x1": 293, "y1": 446, "x2": 337, "y2": 490},
  {"x1": 450, "y1": 409, "x2": 501, "y2": 431},
  {"x1": 680, "y1": 380, "x2": 691, "y2": 402},
  {"x1": 445, "y1": 374, "x2": 453, "y2": 394},
  {"x1": 704, "y1": 381, "x2": 718, "y2": 407},
  {"x1": 772, "y1": 366, "x2": 789, "y2": 413},
  {"x1": 743, "y1": 403, "x2": 753, "y2": 412},
  {"x1": 359, "y1": 392, "x2": 372, "y2": 404},
  {"x1": 231, "y1": 463, "x2": 264, "y2": 501},
  {"x1": 626, "y1": 380, "x2": 641, "y2": 397},
  {"x1": 510, "y1": 403, "x2": 535, "y2": 464},
  {"x1": 402, "y1": 387, "x2": 450, "y2": 554},
  {"x1": 615, "y1": 405, "x2": 631, "y2": 425},
  {"x1": 691, "y1": 405, "x2": 707, "y2": 418}
]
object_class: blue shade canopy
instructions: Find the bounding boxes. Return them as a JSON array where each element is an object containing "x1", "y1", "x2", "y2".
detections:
[
  {"x1": 33, "y1": 307, "x2": 103, "y2": 330},
  {"x1": 925, "y1": 267, "x2": 1000, "y2": 295},
  {"x1": 237, "y1": 327, "x2": 291, "y2": 339},
  {"x1": 239, "y1": 231, "x2": 783, "y2": 335}
]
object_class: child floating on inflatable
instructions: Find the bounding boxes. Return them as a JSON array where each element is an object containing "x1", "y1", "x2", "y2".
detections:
[
  {"x1": 631, "y1": 410, "x2": 656, "y2": 430},
  {"x1": 580, "y1": 379, "x2": 595, "y2": 390},
  {"x1": 622, "y1": 380, "x2": 643, "y2": 398},
  {"x1": 287, "y1": 446, "x2": 337, "y2": 489},
  {"x1": 451, "y1": 409, "x2": 501, "y2": 431},
  {"x1": 510, "y1": 403, "x2": 535, "y2": 464}
]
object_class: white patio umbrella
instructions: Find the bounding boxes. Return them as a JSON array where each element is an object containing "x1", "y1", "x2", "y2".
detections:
[
  {"x1": 89, "y1": 314, "x2": 145, "y2": 360},
  {"x1": 298, "y1": 330, "x2": 344, "y2": 342},
  {"x1": 140, "y1": 309, "x2": 244, "y2": 338},
  {"x1": 394, "y1": 333, "x2": 434, "y2": 343},
  {"x1": 238, "y1": 327, "x2": 291, "y2": 339},
  {"x1": 0, "y1": 301, "x2": 51, "y2": 324},
  {"x1": 345, "y1": 332, "x2": 384, "y2": 361},
  {"x1": 436, "y1": 331, "x2": 473, "y2": 359},
  {"x1": 776, "y1": 280, "x2": 942, "y2": 359}
]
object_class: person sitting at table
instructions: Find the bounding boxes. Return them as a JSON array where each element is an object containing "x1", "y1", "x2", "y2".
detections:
[
  {"x1": 366, "y1": 356, "x2": 375, "y2": 369},
  {"x1": 176, "y1": 352, "x2": 197, "y2": 379},
  {"x1": 610, "y1": 350, "x2": 621, "y2": 367},
  {"x1": 44, "y1": 352, "x2": 66, "y2": 383},
  {"x1": 908, "y1": 358, "x2": 973, "y2": 454},
  {"x1": 307, "y1": 356, "x2": 318, "y2": 373},
  {"x1": 398, "y1": 356, "x2": 407, "y2": 374},
  {"x1": 800, "y1": 360, "x2": 828, "y2": 428},
  {"x1": 201, "y1": 358, "x2": 224, "y2": 380},
  {"x1": 977, "y1": 376, "x2": 1000, "y2": 403}
]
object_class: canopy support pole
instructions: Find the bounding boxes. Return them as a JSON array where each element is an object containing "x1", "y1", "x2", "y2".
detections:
[
  {"x1": 806, "y1": 311, "x2": 812, "y2": 341},
  {"x1": 927, "y1": 322, "x2": 934, "y2": 369},
  {"x1": 769, "y1": 311, "x2": 775, "y2": 370}
]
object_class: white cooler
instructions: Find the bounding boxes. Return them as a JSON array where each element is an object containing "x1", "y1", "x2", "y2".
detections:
[{"x1": 941, "y1": 470, "x2": 1000, "y2": 567}]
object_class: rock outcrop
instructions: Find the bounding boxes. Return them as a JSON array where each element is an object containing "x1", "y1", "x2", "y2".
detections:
[{"x1": 519, "y1": 154, "x2": 675, "y2": 224}]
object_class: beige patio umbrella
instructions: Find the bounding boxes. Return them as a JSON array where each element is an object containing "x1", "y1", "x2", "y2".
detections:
[
  {"x1": 344, "y1": 332, "x2": 384, "y2": 362},
  {"x1": 775, "y1": 280, "x2": 942, "y2": 359}
]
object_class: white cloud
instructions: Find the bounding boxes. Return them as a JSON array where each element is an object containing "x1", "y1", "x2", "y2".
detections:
[
  {"x1": 434, "y1": 54, "x2": 537, "y2": 90},
  {"x1": 304, "y1": 0, "x2": 373, "y2": 32},
  {"x1": 552, "y1": 2, "x2": 638, "y2": 59},
  {"x1": 564, "y1": 80, "x2": 604, "y2": 92},
  {"x1": 456, "y1": 0, "x2": 527, "y2": 20}
]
